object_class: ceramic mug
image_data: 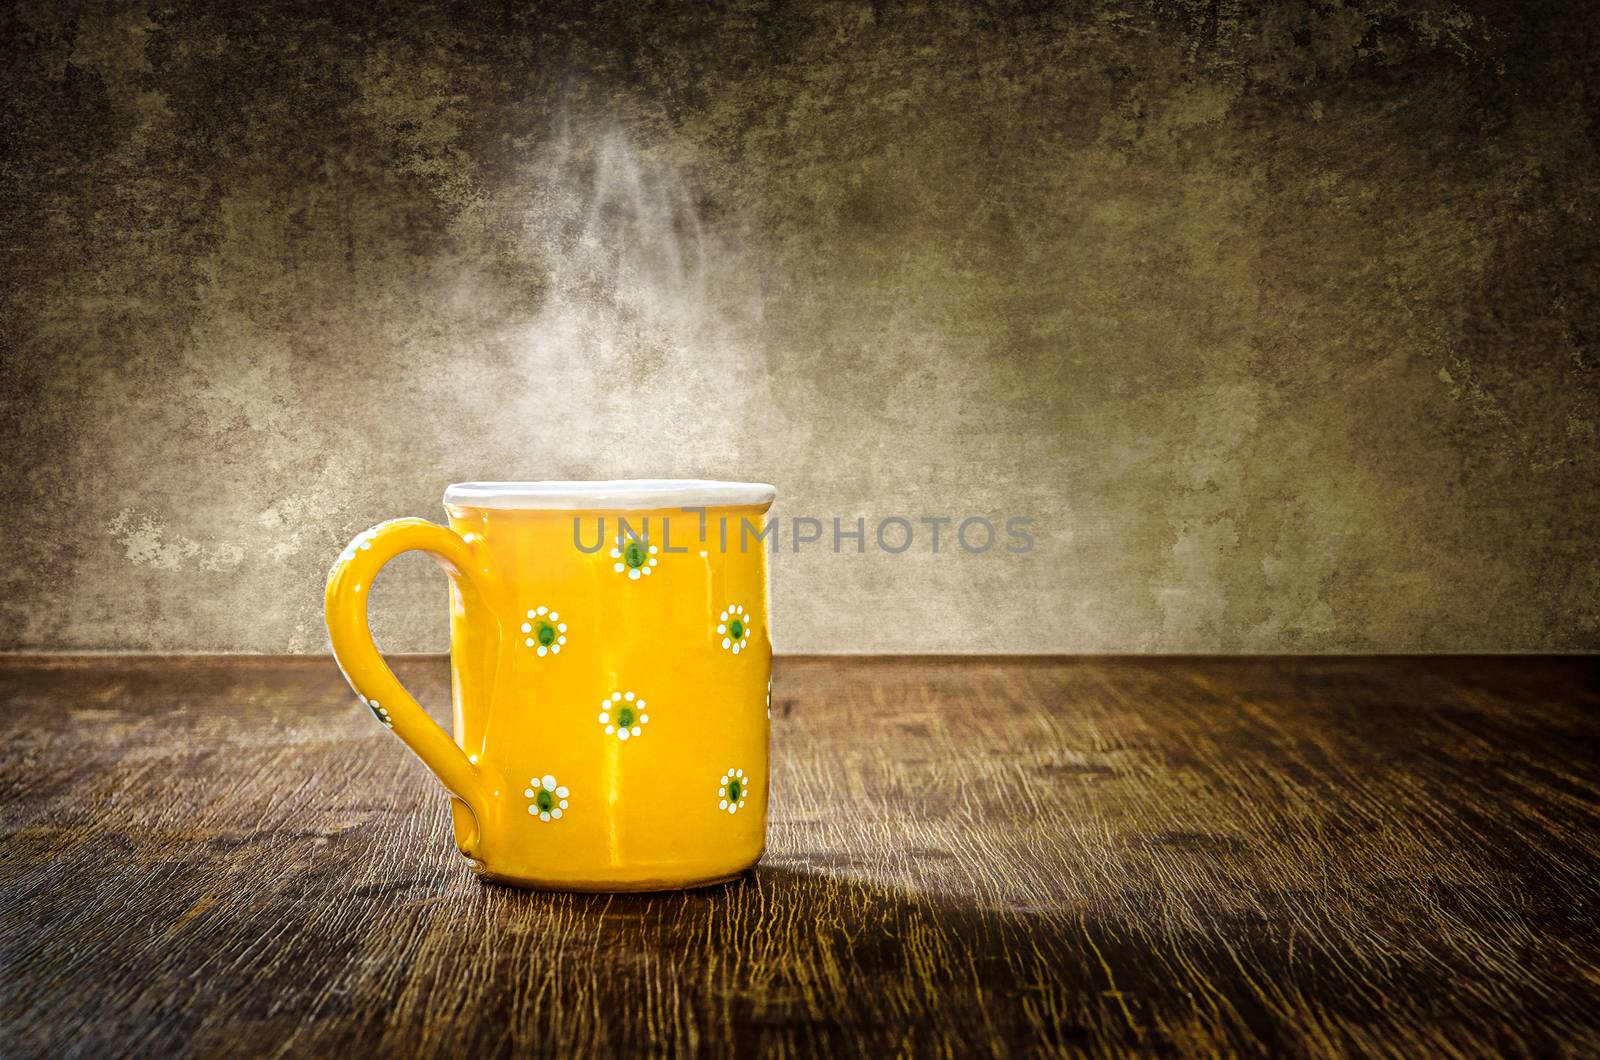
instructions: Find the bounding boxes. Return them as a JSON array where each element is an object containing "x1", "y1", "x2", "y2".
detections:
[{"x1": 324, "y1": 480, "x2": 775, "y2": 890}]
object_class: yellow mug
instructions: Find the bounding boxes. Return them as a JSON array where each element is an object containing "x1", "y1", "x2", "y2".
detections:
[{"x1": 324, "y1": 480, "x2": 775, "y2": 891}]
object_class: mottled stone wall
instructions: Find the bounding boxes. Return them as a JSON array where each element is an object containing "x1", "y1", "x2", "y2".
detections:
[{"x1": 3, "y1": 1, "x2": 1596, "y2": 653}]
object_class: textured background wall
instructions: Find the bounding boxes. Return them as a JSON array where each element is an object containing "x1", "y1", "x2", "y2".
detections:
[{"x1": 3, "y1": 0, "x2": 1597, "y2": 653}]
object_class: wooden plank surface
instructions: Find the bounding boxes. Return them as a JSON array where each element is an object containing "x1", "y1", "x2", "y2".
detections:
[{"x1": 3, "y1": 655, "x2": 1599, "y2": 1057}]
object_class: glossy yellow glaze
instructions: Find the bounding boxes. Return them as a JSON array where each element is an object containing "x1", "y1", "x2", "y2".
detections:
[{"x1": 325, "y1": 504, "x2": 772, "y2": 890}]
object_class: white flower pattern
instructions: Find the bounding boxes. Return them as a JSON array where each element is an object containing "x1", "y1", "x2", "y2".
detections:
[
  {"x1": 525, "y1": 774, "x2": 570, "y2": 821},
  {"x1": 718, "y1": 605, "x2": 752, "y2": 654},
  {"x1": 598, "y1": 691, "x2": 649, "y2": 741},
  {"x1": 521, "y1": 605, "x2": 568, "y2": 656},
  {"x1": 718, "y1": 768, "x2": 749, "y2": 814},
  {"x1": 610, "y1": 539, "x2": 658, "y2": 580},
  {"x1": 359, "y1": 695, "x2": 391, "y2": 729}
]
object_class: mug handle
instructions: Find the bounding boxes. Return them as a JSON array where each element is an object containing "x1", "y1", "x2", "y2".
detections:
[{"x1": 324, "y1": 517, "x2": 502, "y2": 853}]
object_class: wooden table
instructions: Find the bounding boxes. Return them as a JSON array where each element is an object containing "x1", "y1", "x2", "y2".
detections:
[{"x1": 3, "y1": 656, "x2": 1598, "y2": 1057}]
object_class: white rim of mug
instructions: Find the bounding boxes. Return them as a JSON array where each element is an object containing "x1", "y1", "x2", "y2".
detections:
[{"x1": 443, "y1": 479, "x2": 777, "y2": 511}]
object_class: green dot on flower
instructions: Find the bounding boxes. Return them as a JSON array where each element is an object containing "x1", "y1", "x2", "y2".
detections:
[
  {"x1": 537, "y1": 623, "x2": 556, "y2": 645},
  {"x1": 623, "y1": 541, "x2": 647, "y2": 568},
  {"x1": 536, "y1": 789, "x2": 554, "y2": 811},
  {"x1": 728, "y1": 618, "x2": 744, "y2": 639},
  {"x1": 616, "y1": 705, "x2": 635, "y2": 728},
  {"x1": 727, "y1": 778, "x2": 743, "y2": 802}
]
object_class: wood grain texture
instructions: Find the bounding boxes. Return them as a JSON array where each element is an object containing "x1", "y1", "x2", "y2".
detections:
[{"x1": 3, "y1": 655, "x2": 1599, "y2": 1057}]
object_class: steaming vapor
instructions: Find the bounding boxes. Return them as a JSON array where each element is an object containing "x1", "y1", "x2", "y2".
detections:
[{"x1": 504, "y1": 121, "x2": 787, "y2": 473}]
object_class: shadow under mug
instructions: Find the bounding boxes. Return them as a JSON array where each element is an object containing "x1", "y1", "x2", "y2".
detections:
[{"x1": 324, "y1": 479, "x2": 776, "y2": 890}]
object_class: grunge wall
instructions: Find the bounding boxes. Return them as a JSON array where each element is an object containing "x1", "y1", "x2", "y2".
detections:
[{"x1": 2, "y1": 1, "x2": 1596, "y2": 652}]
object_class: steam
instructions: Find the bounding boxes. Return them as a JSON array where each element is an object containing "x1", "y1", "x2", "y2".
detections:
[{"x1": 502, "y1": 121, "x2": 783, "y2": 472}]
